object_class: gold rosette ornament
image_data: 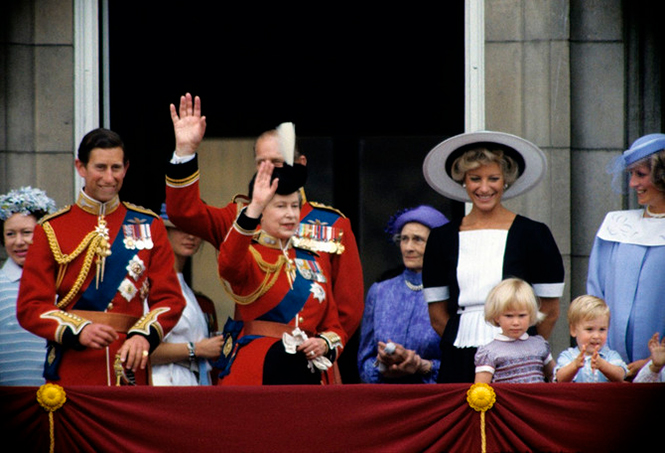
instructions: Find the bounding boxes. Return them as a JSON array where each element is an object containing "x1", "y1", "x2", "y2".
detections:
[
  {"x1": 37, "y1": 383, "x2": 67, "y2": 453},
  {"x1": 467, "y1": 382, "x2": 496, "y2": 412},
  {"x1": 466, "y1": 383, "x2": 496, "y2": 453}
]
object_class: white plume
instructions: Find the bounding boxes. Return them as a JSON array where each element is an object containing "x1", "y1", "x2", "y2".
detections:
[{"x1": 276, "y1": 122, "x2": 296, "y2": 166}]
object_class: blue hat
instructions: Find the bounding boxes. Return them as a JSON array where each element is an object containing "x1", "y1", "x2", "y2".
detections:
[
  {"x1": 622, "y1": 133, "x2": 665, "y2": 166},
  {"x1": 386, "y1": 205, "x2": 449, "y2": 237},
  {"x1": 607, "y1": 133, "x2": 665, "y2": 192}
]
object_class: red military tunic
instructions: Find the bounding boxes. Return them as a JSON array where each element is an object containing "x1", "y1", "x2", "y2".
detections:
[
  {"x1": 215, "y1": 213, "x2": 344, "y2": 385},
  {"x1": 165, "y1": 155, "x2": 364, "y2": 339},
  {"x1": 16, "y1": 192, "x2": 185, "y2": 386}
]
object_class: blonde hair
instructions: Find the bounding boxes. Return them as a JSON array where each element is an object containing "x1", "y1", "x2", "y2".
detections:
[
  {"x1": 451, "y1": 146, "x2": 520, "y2": 186},
  {"x1": 567, "y1": 295, "x2": 610, "y2": 328},
  {"x1": 484, "y1": 278, "x2": 543, "y2": 327}
]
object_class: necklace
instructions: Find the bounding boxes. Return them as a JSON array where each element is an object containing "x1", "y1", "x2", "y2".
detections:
[
  {"x1": 646, "y1": 205, "x2": 665, "y2": 219},
  {"x1": 404, "y1": 279, "x2": 423, "y2": 292}
]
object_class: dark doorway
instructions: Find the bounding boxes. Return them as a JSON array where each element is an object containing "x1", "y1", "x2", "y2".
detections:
[{"x1": 107, "y1": 4, "x2": 465, "y2": 216}]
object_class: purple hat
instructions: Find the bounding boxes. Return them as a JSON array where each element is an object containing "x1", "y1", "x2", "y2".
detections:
[{"x1": 386, "y1": 205, "x2": 449, "y2": 237}]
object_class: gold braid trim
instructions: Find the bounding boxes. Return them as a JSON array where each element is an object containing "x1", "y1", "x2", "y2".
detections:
[
  {"x1": 42, "y1": 221, "x2": 104, "y2": 309},
  {"x1": 221, "y1": 245, "x2": 287, "y2": 305}
]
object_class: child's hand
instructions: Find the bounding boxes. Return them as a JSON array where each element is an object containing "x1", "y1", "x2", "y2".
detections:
[
  {"x1": 648, "y1": 333, "x2": 665, "y2": 368},
  {"x1": 590, "y1": 345, "x2": 601, "y2": 371},
  {"x1": 574, "y1": 344, "x2": 588, "y2": 369}
]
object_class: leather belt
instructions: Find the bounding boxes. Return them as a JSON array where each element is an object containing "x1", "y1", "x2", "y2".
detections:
[{"x1": 70, "y1": 310, "x2": 139, "y2": 333}]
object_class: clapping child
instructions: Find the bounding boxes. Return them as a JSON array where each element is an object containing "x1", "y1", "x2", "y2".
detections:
[{"x1": 554, "y1": 295, "x2": 628, "y2": 382}]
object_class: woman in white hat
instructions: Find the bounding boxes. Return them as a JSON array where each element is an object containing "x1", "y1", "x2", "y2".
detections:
[
  {"x1": 421, "y1": 131, "x2": 565, "y2": 383},
  {"x1": 587, "y1": 133, "x2": 665, "y2": 378}
]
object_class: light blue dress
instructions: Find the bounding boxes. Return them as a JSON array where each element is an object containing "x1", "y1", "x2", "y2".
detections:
[
  {"x1": 358, "y1": 269, "x2": 441, "y2": 383},
  {"x1": 0, "y1": 258, "x2": 46, "y2": 386},
  {"x1": 587, "y1": 210, "x2": 665, "y2": 363}
]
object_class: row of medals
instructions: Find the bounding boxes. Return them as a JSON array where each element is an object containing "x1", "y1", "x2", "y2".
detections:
[{"x1": 292, "y1": 224, "x2": 345, "y2": 255}]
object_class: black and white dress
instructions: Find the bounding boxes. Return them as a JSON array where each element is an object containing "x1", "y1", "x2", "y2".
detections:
[{"x1": 422, "y1": 215, "x2": 565, "y2": 383}]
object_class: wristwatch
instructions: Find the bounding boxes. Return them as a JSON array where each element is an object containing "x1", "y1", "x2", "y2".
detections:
[{"x1": 187, "y1": 342, "x2": 196, "y2": 362}]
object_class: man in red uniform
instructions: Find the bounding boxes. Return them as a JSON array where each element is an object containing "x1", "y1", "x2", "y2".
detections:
[
  {"x1": 17, "y1": 128, "x2": 185, "y2": 386},
  {"x1": 164, "y1": 93, "x2": 364, "y2": 381}
]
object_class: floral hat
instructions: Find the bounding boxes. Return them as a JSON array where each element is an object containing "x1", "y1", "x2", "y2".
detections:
[{"x1": 0, "y1": 186, "x2": 57, "y2": 221}]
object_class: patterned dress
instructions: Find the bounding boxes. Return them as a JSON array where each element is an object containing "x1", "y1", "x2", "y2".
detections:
[
  {"x1": 358, "y1": 269, "x2": 441, "y2": 383},
  {"x1": 475, "y1": 334, "x2": 553, "y2": 383}
]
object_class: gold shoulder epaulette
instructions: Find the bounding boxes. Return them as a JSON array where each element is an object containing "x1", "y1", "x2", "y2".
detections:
[
  {"x1": 123, "y1": 202, "x2": 159, "y2": 218},
  {"x1": 38, "y1": 205, "x2": 71, "y2": 225},
  {"x1": 232, "y1": 193, "x2": 250, "y2": 204},
  {"x1": 232, "y1": 193, "x2": 250, "y2": 216},
  {"x1": 309, "y1": 201, "x2": 346, "y2": 218}
]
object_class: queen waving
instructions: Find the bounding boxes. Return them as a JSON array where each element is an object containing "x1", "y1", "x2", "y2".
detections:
[{"x1": 214, "y1": 160, "x2": 344, "y2": 385}]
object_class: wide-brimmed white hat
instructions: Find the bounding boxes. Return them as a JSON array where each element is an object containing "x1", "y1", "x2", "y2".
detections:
[{"x1": 422, "y1": 130, "x2": 547, "y2": 202}]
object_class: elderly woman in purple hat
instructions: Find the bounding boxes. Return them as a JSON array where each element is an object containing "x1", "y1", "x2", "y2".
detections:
[
  {"x1": 587, "y1": 133, "x2": 665, "y2": 378},
  {"x1": 358, "y1": 205, "x2": 448, "y2": 383}
]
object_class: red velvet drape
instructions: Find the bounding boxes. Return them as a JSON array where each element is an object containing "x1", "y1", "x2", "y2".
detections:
[{"x1": 2, "y1": 383, "x2": 662, "y2": 452}]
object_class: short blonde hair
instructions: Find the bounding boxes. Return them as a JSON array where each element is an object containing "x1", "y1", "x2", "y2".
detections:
[
  {"x1": 451, "y1": 146, "x2": 520, "y2": 186},
  {"x1": 484, "y1": 278, "x2": 543, "y2": 327},
  {"x1": 567, "y1": 295, "x2": 610, "y2": 328}
]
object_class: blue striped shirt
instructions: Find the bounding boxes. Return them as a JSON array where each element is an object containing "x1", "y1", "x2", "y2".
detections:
[{"x1": 0, "y1": 258, "x2": 46, "y2": 386}]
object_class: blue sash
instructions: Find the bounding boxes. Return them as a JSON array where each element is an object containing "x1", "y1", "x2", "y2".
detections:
[
  {"x1": 74, "y1": 210, "x2": 153, "y2": 311},
  {"x1": 213, "y1": 248, "x2": 317, "y2": 379},
  {"x1": 257, "y1": 248, "x2": 312, "y2": 323},
  {"x1": 301, "y1": 206, "x2": 339, "y2": 227}
]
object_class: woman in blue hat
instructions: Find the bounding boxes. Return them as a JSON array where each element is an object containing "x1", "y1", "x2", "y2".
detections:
[
  {"x1": 587, "y1": 133, "x2": 665, "y2": 378},
  {"x1": 357, "y1": 205, "x2": 448, "y2": 383}
]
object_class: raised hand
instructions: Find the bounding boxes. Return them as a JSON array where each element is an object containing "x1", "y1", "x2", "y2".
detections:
[
  {"x1": 170, "y1": 93, "x2": 207, "y2": 156},
  {"x1": 648, "y1": 333, "x2": 665, "y2": 369},
  {"x1": 246, "y1": 161, "x2": 278, "y2": 218}
]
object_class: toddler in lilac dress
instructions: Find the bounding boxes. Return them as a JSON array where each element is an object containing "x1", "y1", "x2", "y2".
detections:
[{"x1": 474, "y1": 278, "x2": 554, "y2": 383}]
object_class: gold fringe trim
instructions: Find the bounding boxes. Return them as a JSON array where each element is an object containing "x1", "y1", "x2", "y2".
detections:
[
  {"x1": 221, "y1": 245, "x2": 287, "y2": 305},
  {"x1": 42, "y1": 220, "x2": 109, "y2": 309}
]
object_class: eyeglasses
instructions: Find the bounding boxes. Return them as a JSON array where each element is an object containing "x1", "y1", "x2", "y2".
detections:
[{"x1": 393, "y1": 234, "x2": 427, "y2": 245}]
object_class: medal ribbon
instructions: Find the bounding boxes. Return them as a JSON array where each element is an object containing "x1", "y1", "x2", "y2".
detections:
[{"x1": 74, "y1": 211, "x2": 153, "y2": 311}]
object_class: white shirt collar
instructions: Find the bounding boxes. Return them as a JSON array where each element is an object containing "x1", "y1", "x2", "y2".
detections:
[
  {"x1": 1, "y1": 258, "x2": 23, "y2": 282},
  {"x1": 495, "y1": 332, "x2": 530, "y2": 342}
]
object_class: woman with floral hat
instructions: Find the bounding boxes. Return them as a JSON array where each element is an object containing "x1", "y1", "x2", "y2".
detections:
[
  {"x1": 587, "y1": 133, "x2": 665, "y2": 378},
  {"x1": 0, "y1": 186, "x2": 56, "y2": 385}
]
